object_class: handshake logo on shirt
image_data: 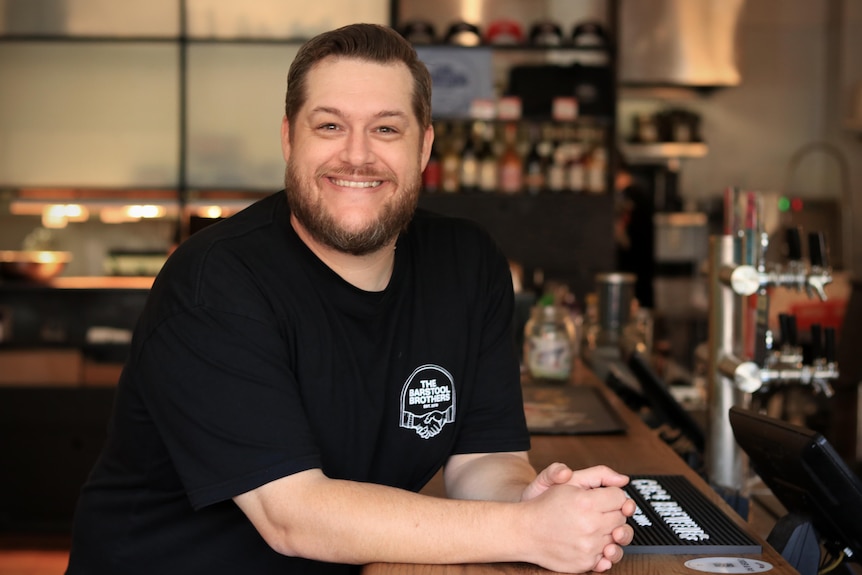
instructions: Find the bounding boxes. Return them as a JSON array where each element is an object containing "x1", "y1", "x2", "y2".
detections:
[{"x1": 399, "y1": 364, "x2": 456, "y2": 440}]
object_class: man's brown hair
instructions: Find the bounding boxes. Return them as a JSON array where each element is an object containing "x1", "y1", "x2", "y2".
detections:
[{"x1": 285, "y1": 23, "x2": 432, "y2": 132}]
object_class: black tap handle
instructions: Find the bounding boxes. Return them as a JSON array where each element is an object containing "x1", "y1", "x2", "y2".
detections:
[
  {"x1": 808, "y1": 231, "x2": 828, "y2": 268},
  {"x1": 779, "y1": 313, "x2": 790, "y2": 345},
  {"x1": 824, "y1": 327, "x2": 836, "y2": 363},
  {"x1": 786, "y1": 226, "x2": 803, "y2": 261},
  {"x1": 810, "y1": 323, "x2": 823, "y2": 360},
  {"x1": 779, "y1": 313, "x2": 798, "y2": 347}
]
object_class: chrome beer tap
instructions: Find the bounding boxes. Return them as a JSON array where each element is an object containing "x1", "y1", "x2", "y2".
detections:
[
  {"x1": 724, "y1": 228, "x2": 833, "y2": 301},
  {"x1": 757, "y1": 314, "x2": 839, "y2": 397},
  {"x1": 707, "y1": 217, "x2": 840, "y2": 493},
  {"x1": 715, "y1": 227, "x2": 839, "y2": 395}
]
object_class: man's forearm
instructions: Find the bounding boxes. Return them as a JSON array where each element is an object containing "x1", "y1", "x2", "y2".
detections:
[
  {"x1": 443, "y1": 451, "x2": 537, "y2": 502},
  {"x1": 235, "y1": 468, "x2": 528, "y2": 566}
]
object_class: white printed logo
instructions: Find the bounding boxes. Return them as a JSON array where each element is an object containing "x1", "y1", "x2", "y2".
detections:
[{"x1": 399, "y1": 364, "x2": 456, "y2": 440}]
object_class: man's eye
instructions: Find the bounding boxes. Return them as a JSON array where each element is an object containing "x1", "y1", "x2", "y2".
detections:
[
  {"x1": 377, "y1": 126, "x2": 398, "y2": 134},
  {"x1": 318, "y1": 123, "x2": 338, "y2": 131}
]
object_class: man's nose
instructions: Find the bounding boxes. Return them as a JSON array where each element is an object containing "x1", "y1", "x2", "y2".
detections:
[{"x1": 340, "y1": 131, "x2": 375, "y2": 166}]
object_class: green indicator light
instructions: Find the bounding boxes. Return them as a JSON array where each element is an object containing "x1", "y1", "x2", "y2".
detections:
[{"x1": 778, "y1": 197, "x2": 791, "y2": 212}]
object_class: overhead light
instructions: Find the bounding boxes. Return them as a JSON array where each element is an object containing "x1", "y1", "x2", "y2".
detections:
[
  {"x1": 195, "y1": 205, "x2": 223, "y2": 219},
  {"x1": 99, "y1": 204, "x2": 174, "y2": 223},
  {"x1": 126, "y1": 205, "x2": 166, "y2": 219},
  {"x1": 39, "y1": 204, "x2": 90, "y2": 228}
]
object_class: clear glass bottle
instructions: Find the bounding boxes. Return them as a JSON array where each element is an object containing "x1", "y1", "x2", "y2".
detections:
[{"x1": 524, "y1": 301, "x2": 577, "y2": 382}]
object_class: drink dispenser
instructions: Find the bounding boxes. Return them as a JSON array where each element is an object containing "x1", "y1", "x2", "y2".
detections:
[{"x1": 706, "y1": 188, "x2": 840, "y2": 494}]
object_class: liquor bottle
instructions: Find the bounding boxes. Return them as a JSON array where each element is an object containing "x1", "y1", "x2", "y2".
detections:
[
  {"x1": 422, "y1": 136, "x2": 441, "y2": 193},
  {"x1": 546, "y1": 133, "x2": 567, "y2": 193},
  {"x1": 523, "y1": 125, "x2": 546, "y2": 195},
  {"x1": 567, "y1": 142, "x2": 586, "y2": 193},
  {"x1": 477, "y1": 123, "x2": 499, "y2": 193},
  {"x1": 441, "y1": 122, "x2": 462, "y2": 194},
  {"x1": 498, "y1": 123, "x2": 523, "y2": 194},
  {"x1": 586, "y1": 147, "x2": 607, "y2": 194},
  {"x1": 459, "y1": 123, "x2": 479, "y2": 193}
]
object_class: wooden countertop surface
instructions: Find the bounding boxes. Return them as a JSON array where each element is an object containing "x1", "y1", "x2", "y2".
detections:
[{"x1": 363, "y1": 362, "x2": 795, "y2": 575}]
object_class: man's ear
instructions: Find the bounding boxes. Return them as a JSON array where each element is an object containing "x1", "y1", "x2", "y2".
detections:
[
  {"x1": 281, "y1": 115, "x2": 291, "y2": 163},
  {"x1": 419, "y1": 124, "x2": 435, "y2": 171}
]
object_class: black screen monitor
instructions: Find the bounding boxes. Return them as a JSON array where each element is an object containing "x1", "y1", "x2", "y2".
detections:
[{"x1": 729, "y1": 406, "x2": 862, "y2": 568}]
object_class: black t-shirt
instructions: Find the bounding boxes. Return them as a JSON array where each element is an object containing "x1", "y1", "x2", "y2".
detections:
[{"x1": 66, "y1": 191, "x2": 530, "y2": 574}]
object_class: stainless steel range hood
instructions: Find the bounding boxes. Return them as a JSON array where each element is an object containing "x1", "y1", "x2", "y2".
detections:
[{"x1": 619, "y1": 0, "x2": 745, "y2": 89}]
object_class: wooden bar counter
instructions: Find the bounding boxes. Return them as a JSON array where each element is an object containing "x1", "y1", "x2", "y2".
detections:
[{"x1": 363, "y1": 361, "x2": 795, "y2": 575}]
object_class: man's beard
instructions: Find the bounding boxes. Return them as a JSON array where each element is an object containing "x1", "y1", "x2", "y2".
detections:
[{"x1": 285, "y1": 160, "x2": 421, "y2": 256}]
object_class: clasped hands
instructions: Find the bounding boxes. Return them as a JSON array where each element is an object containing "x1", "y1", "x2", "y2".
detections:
[{"x1": 520, "y1": 463, "x2": 636, "y2": 574}]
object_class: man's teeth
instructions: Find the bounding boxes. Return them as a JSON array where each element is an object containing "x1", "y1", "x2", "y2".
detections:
[{"x1": 331, "y1": 178, "x2": 382, "y2": 189}]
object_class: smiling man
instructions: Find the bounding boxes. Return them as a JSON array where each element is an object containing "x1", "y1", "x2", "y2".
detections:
[{"x1": 65, "y1": 24, "x2": 634, "y2": 575}]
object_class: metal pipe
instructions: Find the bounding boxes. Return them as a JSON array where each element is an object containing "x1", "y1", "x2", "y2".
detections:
[{"x1": 706, "y1": 234, "x2": 749, "y2": 492}]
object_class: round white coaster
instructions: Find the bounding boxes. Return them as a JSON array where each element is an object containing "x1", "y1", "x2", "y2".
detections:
[{"x1": 684, "y1": 557, "x2": 774, "y2": 574}]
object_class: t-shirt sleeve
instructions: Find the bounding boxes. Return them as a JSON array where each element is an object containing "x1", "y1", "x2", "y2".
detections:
[
  {"x1": 136, "y1": 302, "x2": 320, "y2": 510},
  {"x1": 448, "y1": 236, "x2": 531, "y2": 456}
]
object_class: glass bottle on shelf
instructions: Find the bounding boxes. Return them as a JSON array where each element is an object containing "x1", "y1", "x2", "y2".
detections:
[
  {"x1": 523, "y1": 124, "x2": 546, "y2": 195},
  {"x1": 567, "y1": 142, "x2": 586, "y2": 193},
  {"x1": 586, "y1": 146, "x2": 607, "y2": 194},
  {"x1": 459, "y1": 122, "x2": 479, "y2": 193},
  {"x1": 547, "y1": 130, "x2": 568, "y2": 194},
  {"x1": 422, "y1": 133, "x2": 441, "y2": 194},
  {"x1": 498, "y1": 123, "x2": 523, "y2": 194},
  {"x1": 441, "y1": 122, "x2": 462, "y2": 194},
  {"x1": 477, "y1": 122, "x2": 499, "y2": 194}
]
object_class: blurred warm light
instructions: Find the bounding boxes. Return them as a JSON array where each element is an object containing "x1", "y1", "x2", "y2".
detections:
[
  {"x1": 42, "y1": 212, "x2": 68, "y2": 228},
  {"x1": 99, "y1": 207, "x2": 132, "y2": 224},
  {"x1": 9, "y1": 190, "x2": 266, "y2": 224},
  {"x1": 40, "y1": 204, "x2": 89, "y2": 228},
  {"x1": 127, "y1": 205, "x2": 166, "y2": 219},
  {"x1": 34, "y1": 251, "x2": 58, "y2": 263},
  {"x1": 197, "y1": 205, "x2": 223, "y2": 219},
  {"x1": 99, "y1": 205, "x2": 166, "y2": 223},
  {"x1": 9, "y1": 202, "x2": 42, "y2": 216},
  {"x1": 62, "y1": 204, "x2": 88, "y2": 221},
  {"x1": 461, "y1": 0, "x2": 481, "y2": 25}
]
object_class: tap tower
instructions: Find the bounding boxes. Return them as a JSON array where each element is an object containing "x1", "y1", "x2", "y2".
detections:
[{"x1": 706, "y1": 188, "x2": 840, "y2": 494}]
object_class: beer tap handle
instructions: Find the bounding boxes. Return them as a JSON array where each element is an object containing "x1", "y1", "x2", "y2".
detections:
[
  {"x1": 810, "y1": 323, "x2": 823, "y2": 360},
  {"x1": 778, "y1": 313, "x2": 789, "y2": 346},
  {"x1": 786, "y1": 226, "x2": 803, "y2": 261},
  {"x1": 808, "y1": 231, "x2": 828, "y2": 268},
  {"x1": 779, "y1": 313, "x2": 798, "y2": 347},
  {"x1": 824, "y1": 327, "x2": 836, "y2": 364}
]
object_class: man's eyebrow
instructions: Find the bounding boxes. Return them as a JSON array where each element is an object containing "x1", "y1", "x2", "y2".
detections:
[
  {"x1": 309, "y1": 106, "x2": 343, "y2": 117},
  {"x1": 375, "y1": 110, "x2": 409, "y2": 120},
  {"x1": 309, "y1": 107, "x2": 409, "y2": 121}
]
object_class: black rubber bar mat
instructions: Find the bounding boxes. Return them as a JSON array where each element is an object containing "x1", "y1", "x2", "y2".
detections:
[
  {"x1": 625, "y1": 475, "x2": 762, "y2": 555},
  {"x1": 522, "y1": 384, "x2": 627, "y2": 435}
]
